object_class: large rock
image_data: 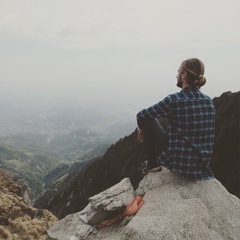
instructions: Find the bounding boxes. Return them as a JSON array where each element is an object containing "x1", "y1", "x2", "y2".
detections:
[
  {"x1": 48, "y1": 178, "x2": 134, "y2": 239},
  {"x1": 47, "y1": 168, "x2": 240, "y2": 240},
  {"x1": 89, "y1": 177, "x2": 134, "y2": 211},
  {"x1": 125, "y1": 168, "x2": 240, "y2": 240},
  {"x1": 47, "y1": 212, "x2": 126, "y2": 240},
  {"x1": 47, "y1": 213, "x2": 96, "y2": 240},
  {"x1": 86, "y1": 177, "x2": 134, "y2": 225}
]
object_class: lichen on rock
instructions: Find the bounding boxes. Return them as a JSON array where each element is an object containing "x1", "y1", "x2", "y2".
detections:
[{"x1": 0, "y1": 169, "x2": 58, "y2": 240}]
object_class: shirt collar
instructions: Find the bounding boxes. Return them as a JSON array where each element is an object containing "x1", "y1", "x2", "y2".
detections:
[{"x1": 181, "y1": 86, "x2": 198, "y2": 93}]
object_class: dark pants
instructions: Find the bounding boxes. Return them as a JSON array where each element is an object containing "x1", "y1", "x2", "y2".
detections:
[{"x1": 139, "y1": 119, "x2": 168, "y2": 164}]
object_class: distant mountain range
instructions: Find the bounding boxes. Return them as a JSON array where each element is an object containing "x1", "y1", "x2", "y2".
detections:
[
  {"x1": 0, "y1": 128, "x2": 112, "y2": 161},
  {"x1": 34, "y1": 91, "x2": 240, "y2": 219},
  {"x1": 0, "y1": 99, "x2": 136, "y2": 161}
]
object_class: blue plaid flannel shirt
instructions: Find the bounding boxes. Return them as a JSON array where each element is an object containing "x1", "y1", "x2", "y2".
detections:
[{"x1": 137, "y1": 87, "x2": 215, "y2": 181}]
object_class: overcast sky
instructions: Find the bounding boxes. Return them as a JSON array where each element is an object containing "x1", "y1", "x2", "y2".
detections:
[{"x1": 0, "y1": 0, "x2": 239, "y2": 112}]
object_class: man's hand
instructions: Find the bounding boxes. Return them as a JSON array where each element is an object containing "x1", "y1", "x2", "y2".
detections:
[{"x1": 138, "y1": 129, "x2": 144, "y2": 143}]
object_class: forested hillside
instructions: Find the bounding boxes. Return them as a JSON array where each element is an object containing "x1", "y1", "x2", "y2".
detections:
[{"x1": 211, "y1": 91, "x2": 240, "y2": 197}]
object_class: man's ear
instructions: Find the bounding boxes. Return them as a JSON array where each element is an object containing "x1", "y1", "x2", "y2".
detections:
[{"x1": 182, "y1": 71, "x2": 187, "y2": 79}]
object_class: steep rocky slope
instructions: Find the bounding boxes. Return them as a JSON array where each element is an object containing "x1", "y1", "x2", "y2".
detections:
[{"x1": 0, "y1": 169, "x2": 57, "y2": 240}]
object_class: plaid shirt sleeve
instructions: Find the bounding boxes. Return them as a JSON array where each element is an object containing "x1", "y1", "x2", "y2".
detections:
[{"x1": 136, "y1": 96, "x2": 172, "y2": 129}]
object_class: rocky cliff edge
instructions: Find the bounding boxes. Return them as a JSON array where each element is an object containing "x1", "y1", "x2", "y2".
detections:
[{"x1": 47, "y1": 168, "x2": 240, "y2": 240}]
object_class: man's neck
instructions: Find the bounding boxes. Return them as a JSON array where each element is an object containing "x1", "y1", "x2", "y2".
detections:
[{"x1": 182, "y1": 82, "x2": 190, "y2": 89}]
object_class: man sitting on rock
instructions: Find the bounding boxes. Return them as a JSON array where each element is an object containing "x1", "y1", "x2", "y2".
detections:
[{"x1": 137, "y1": 58, "x2": 215, "y2": 180}]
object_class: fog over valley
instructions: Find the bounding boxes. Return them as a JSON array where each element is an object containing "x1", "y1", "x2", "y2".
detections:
[{"x1": 0, "y1": 0, "x2": 239, "y2": 168}]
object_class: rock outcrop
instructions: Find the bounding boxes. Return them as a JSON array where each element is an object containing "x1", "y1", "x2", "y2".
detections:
[
  {"x1": 1, "y1": 169, "x2": 31, "y2": 204},
  {"x1": 47, "y1": 168, "x2": 240, "y2": 240},
  {"x1": 0, "y1": 169, "x2": 58, "y2": 240},
  {"x1": 48, "y1": 178, "x2": 135, "y2": 239},
  {"x1": 86, "y1": 178, "x2": 134, "y2": 225},
  {"x1": 128, "y1": 168, "x2": 240, "y2": 240}
]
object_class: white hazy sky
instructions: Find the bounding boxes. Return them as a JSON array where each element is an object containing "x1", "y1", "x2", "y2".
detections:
[{"x1": 0, "y1": 0, "x2": 239, "y2": 111}]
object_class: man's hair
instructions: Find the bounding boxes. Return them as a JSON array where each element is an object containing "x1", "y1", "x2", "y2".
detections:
[{"x1": 182, "y1": 58, "x2": 206, "y2": 89}]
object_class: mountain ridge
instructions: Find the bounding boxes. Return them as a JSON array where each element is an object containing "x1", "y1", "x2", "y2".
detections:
[{"x1": 35, "y1": 91, "x2": 240, "y2": 219}]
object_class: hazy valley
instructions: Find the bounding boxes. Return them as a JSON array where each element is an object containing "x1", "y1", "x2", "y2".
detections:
[
  {"x1": 0, "y1": 95, "x2": 137, "y2": 200},
  {"x1": 0, "y1": 90, "x2": 239, "y2": 239},
  {"x1": 0, "y1": 95, "x2": 136, "y2": 160}
]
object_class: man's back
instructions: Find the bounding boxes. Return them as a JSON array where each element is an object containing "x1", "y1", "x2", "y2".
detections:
[{"x1": 159, "y1": 87, "x2": 215, "y2": 180}]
